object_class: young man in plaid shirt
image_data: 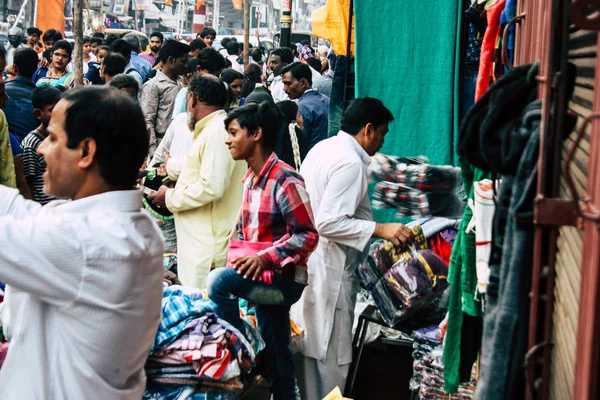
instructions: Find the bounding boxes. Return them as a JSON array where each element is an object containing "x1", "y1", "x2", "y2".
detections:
[{"x1": 207, "y1": 101, "x2": 318, "y2": 400}]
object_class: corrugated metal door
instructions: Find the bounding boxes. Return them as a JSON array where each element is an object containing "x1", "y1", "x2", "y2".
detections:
[{"x1": 549, "y1": 27, "x2": 596, "y2": 400}]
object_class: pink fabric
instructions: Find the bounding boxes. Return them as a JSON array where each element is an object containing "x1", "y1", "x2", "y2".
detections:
[
  {"x1": 227, "y1": 239, "x2": 275, "y2": 284},
  {"x1": 475, "y1": 0, "x2": 507, "y2": 101},
  {"x1": 0, "y1": 342, "x2": 9, "y2": 370}
]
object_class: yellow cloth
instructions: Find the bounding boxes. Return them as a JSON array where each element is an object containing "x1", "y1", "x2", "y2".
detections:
[
  {"x1": 166, "y1": 110, "x2": 246, "y2": 289},
  {"x1": 0, "y1": 110, "x2": 16, "y2": 188},
  {"x1": 311, "y1": 0, "x2": 354, "y2": 56}
]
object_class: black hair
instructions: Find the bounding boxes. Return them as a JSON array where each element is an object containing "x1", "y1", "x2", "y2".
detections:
[
  {"x1": 277, "y1": 100, "x2": 299, "y2": 124},
  {"x1": 224, "y1": 101, "x2": 284, "y2": 150},
  {"x1": 225, "y1": 85, "x2": 236, "y2": 110},
  {"x1": 27, "y1": 27, "x2": 42, "y2": 36},
  {"x1": 109, "y1": 39, "x2": 132, "y2": 58},
  {"x1": 270, "y1": 47, "x2": 294, "y2": 64},
  {"x1": 251, "y1": 47, "x2": 263, "y2": 63},
  {"x1": 306, "y1": 57, "x2": 322, "y2": 74},
  {"x1": 301, "y1": 40, "x2": 310, "y2": 46},
  {"x1": 41, "y1": 48, "x2": 52, "y2": 63},
  {"x1": 190, "y1": 38, "x2": 207, "y2": 52},
  {"x1": 221, "y1": 37, "x2": 233, "y2": 48},
  {"x1": 53, "y1": 40, "x2": 73, "y2": 57},
  {"x1": 340, "y1": 97, "x2": 395, "y2": 135},
  {"x1": 109, "y1": 73, "x2": 139, "y2": 93},
  {"x1": 105, "y1": 34, "x2": 119, "y2": 46},
  {"x1": 0, "y1": 45, "x2": 5, "y2": 61},
  {"x1": 188, "y1": 74, "x2": 227, "y2": 108},
  {"x1": 14, "y1": 48, "x2": 39, "y2": 77},
  {"x1": 186, "y1": 57, "x2": 199, "y2": 74},
  {"x1": 244, "y1": 63, "x2": 262, "y2": 83},
  {"x1": 226, "y1": 41, "x2": 240, "y2": 56},
  {"x1": 92, "y1": 32, "x2": 105, "y2": 39},
  {"x1": 62, "y1": 87, "x2": 148, "y2": 189},
  {"x1": 31, "y1": 85, "x2": 62, "y2": 110},
  {"x1": 91, "y1": 37, "x2": 103, "y2": 46},
  {"x1": 197, "y1": 47, "x2": 226, "y2": 74},
  {"x1": 98, "y1": 45, "x2": 110, "y2": 53},
  {"x1": 200, "y1": 27, "x2": 217, "y2": 39},
  {"x1": 102, "y1": 53, "x2": 127, "y2": 77},
  {"x1": 150, "y1": 32, "x2": 164, "y2": 43},
  {"x1": 224, "y1": 58, "x2": 232, "y2": 68},
  {"x1": 140, "y1": 36, "x2": 149, "y2": 51},
  {"x1": 157, "y1": 40, "x2": 191, "y2": 63},
  {"x1": 280, "y1": 62, "x2": 312, "y2": 86},
  {"x1": 42, "y1": 29, "x2": 62, "y2": 43},
  {"x1": 83, "y1": 36, "x2": 91, "y2": 44},
  {"x1": 221, "y1": 68, "x2": 243, "y2": 85}
]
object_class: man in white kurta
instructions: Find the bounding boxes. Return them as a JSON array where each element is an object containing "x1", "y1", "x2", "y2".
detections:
[
  {"x1": 149, "y1": 75, "x2": 246, "y2": 289},
  {"x1": 290, "y1": 98, "x2": 412, "y2": 400}
]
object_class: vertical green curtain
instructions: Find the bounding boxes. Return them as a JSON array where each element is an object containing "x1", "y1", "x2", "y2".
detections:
[{"x1": 354, "y1": 0, "x2": 463, "y2": 222}]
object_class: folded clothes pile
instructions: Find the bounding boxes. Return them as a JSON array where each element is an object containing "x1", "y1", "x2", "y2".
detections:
[
  {"x1": 371, "y1": 154, "x2": 465, "y2": 219},
  {"x1": 145, "y1": 285, "x2": 265, "y2": 398},
  {"x1": 409, "y1": 328, "x2": 475, "y2": 400}
]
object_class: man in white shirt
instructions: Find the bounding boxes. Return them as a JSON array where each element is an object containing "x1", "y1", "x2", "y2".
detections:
[
  {"x1": 0, "y1": 87, "x2": 164, "y2": 399},
  {"x1": 268, "y1": 47, "x2": 294, "y2": 103},
  {"x1": 226, "y1": 41, "x2": 244, "y2": 73},
  {"x1": 291, "y1": 98, "x2": 413, "y2": 400},
  {"x1": 149, "y1": 74, "x2": 246, "y2": 289},
  {"x1": 5, "y1": 27, "x2": 26, "y2": 66}
]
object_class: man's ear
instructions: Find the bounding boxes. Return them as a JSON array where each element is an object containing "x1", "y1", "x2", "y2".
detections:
[
  {"x1": 364, "y1": 122, "x2": 374, "y2": 137},
  {"x1": 33, "y1": 108, "x2": 42, "y2": 120},
  {"x1": 253, "y1": 126, "x2": 263, "y2": 142},
  {"x1": 77, "y1": 138, "x2": 97, "y2": 169}
]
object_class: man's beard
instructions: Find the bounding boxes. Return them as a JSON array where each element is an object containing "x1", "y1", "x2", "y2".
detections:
[
  {"x1": 187, "y1": 111, "x2": 196, "y2": 131},
  {"x1": 150, "y1": 46, "x2": 160, "y2": 53}
]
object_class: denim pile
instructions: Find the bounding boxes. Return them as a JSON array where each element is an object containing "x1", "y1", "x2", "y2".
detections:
[
  {"x1": 371, "y1": 154, "x2": 465, "y2": 219},
  {"x1": 143, "y1": 285, "x2": 265, "y2": 399}
]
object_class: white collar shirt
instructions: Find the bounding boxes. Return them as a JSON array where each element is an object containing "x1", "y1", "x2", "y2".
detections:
[
  {"x1": 271, "y1": 75, "x2": 289, "y2": 103},
  {"x1": 0, "y1": 187, "x2": 164, "y2": 399}
]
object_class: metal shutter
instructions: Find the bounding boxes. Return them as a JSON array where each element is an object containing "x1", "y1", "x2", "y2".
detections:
[{"x1": 549, "y1": 26, "x2": 597, "y2": 400}]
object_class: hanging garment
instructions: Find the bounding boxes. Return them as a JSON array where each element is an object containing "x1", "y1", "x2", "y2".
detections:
[
  {"x1": 474, "y1": 0, "x2": 506, "y2": 100},
  {"x1": 473, "y1": 179, "x2": 495, "y2": 293}
]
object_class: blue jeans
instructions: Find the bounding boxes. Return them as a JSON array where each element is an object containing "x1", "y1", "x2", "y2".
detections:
[{"x1": 207, "y1": 268, "x2": 305, "y2": 400}]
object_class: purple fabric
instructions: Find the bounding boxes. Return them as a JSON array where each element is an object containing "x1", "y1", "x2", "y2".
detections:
[{"x1": 440, "y1": 229, "x2": 457, "y2": 245}]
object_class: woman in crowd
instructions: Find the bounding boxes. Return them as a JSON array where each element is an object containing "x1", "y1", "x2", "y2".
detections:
[
  {"x1": 221, "y1": 68, "x2": 245, "y2": 108},
  {"x1": 36, "y1": 40, "x2": 74, "y2": 90},
  {"x1": 207, "y1": 101, "x2": 318, "y2": 400},
  {"x1": 275, "y1": 100, "x2": 308, "y2": 171}
]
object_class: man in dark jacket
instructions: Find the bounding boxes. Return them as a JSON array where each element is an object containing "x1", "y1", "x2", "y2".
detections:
[{"x1": 281, "y1": 62, "x2": 329, "y2": 150}]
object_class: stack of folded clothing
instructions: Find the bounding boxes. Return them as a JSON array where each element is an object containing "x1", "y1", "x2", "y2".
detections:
[
  {"x1": 145, "y1": 285, "x2": 265, "y2": 399},
  {"x1": 409, "y1": 327, "x2": 475, "y2": 400},
  {"x1": 371, "y1": 154, "x2": 465, "y2": 219}
]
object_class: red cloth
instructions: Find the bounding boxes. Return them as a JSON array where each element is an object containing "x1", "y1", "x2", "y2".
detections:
[
  {"x1": 428, "y1": 234, "x2": 453, "y2": 266},
  {"x1": 475, "y1": 0, "x2": 507, "y2": 100},
  {"x1": 0, "y1": 342, "x2": 9, "y2": 371}
]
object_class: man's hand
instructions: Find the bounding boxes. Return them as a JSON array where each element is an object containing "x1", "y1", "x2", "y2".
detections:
[
  {"x1": 39, "y1": 58, "x2": 49, "y2": 68},
  {"x1": 374, "y1": 223, "x2": 413, "y2": 248},
  {"x1": 147, "y1": 185, "x2": 169, "y2": 209},
  {"x1": 234, "y1": 255, "x2": 267, "y2": 280},
  {"x1": 163, "y1": 269, "x2": 181, "y2": 286},
  {"x1": 156, "y1": 163, "x2": 168, "y2": 177}
]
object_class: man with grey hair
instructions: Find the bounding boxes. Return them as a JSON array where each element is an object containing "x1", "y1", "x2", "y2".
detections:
[{"x1": 123, "y1": 32, "x2": 151, "y2": 82}]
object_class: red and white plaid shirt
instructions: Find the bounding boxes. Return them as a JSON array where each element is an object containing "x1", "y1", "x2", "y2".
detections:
[{"x1": 234, "y1": 153, "x2": 319, "y2": 284}]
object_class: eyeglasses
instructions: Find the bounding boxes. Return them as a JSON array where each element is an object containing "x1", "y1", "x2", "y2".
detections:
[{"x1": 53, "y1": 52, "x2": 70, "y2": 59}]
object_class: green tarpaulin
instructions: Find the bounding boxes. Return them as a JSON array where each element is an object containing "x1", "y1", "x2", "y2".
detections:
[{"x1": 354, "y1": 0, "x2": 463, "y2": 222}]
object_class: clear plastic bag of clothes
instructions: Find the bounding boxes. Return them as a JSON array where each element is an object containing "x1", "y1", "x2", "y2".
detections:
[
  {"x1": 371, "y1": 248, "x2": 449, "y2": 327},
  {"x1": 404, "y1": 164, "x2": 463, "y2": 192},
  {"x1": 357, "y1": 226, "x2": 429, "y2": 290},
  {"x1": 373, "y1": 181, "x2": 466, "y2": 219},
  {"x1": 369, "y1": 153, "x2": 427, "y2": 182}
]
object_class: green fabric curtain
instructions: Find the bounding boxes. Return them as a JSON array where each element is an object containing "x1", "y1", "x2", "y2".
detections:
[{"x1": 354, "y1": 0, "x2": 463, "y2": 222}]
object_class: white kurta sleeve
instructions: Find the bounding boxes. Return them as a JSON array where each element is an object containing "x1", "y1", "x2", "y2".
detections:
[
  {"x1": 0, "y1": 212, "x2": 83, "y2": 306},
  {"x1": 314, "y1": 162, "x2": 376, "y2": 251},
  {"x1": 0, "y1": 186, "x2": 42, "y2": 218}
]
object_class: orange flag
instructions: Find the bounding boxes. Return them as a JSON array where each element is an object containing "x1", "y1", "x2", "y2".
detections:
[
  {"x1": 195, "y1": 0, "x2": 206, "y2": 11},
  {"x1": 35, "y1": 0, "x2": 65, "y2": 37},
  {"x1": 232, "y1": 0, "x2": 242, "y2": 10}
]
